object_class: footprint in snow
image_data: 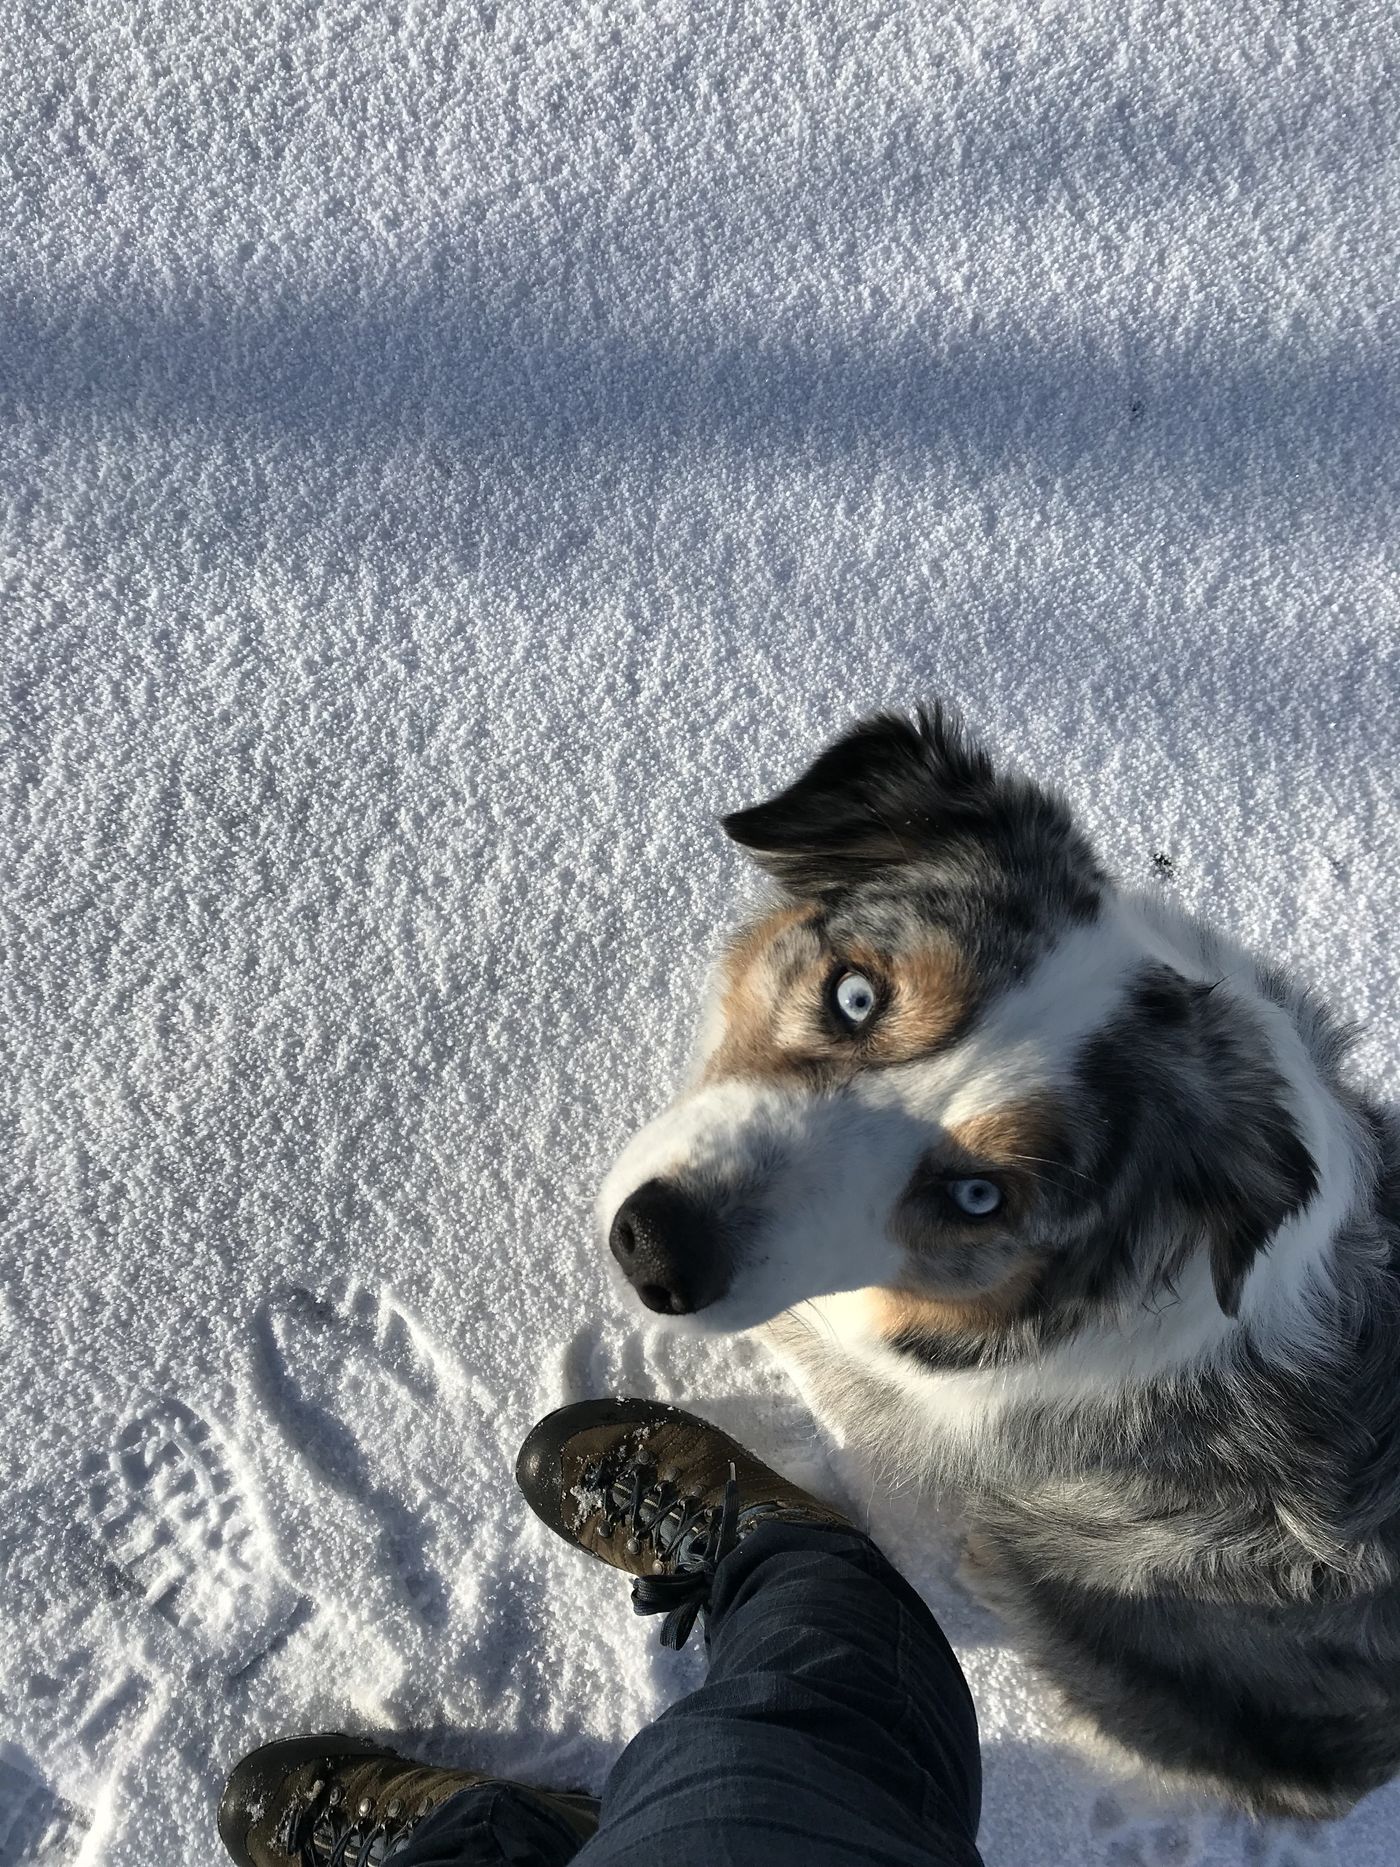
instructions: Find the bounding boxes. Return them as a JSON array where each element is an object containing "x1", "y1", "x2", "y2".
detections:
[
  {"x1": 81, "y1": 1393, "x2": 307, "y2": 1677},
  {"x1": 0, "y1": 1757, "x2": 91, "y2": 1866},
  {"x1": 253, "y1": 1278, "x2": 494, "y2": 1628}
]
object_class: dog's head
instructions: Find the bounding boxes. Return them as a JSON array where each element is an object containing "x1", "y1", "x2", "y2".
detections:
[{"x1": 600, "y1": 708, "x2": 1320, "y2": 1357}]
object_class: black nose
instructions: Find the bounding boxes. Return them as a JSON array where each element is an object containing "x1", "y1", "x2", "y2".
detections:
[{"x1": 608, "y1": 1179, "x2": 729, "y2": 1316}]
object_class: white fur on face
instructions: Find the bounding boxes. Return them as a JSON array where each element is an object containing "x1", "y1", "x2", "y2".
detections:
[
  {"x1": 601, "y1": 911, "x2": 1152, "y2": 1332},
  {"x1": 597, "y1": 1077, "x2": 916, "y2": 1333},
  {"x1": 604, "y1": 925, "x2": 1092, "y2": 1329}
]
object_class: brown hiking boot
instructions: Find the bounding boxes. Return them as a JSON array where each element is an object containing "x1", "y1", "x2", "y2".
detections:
[
  {"x1": 515, "y1": 1397, "x2": 851, "y2": 1648},
  {"x1": 217, "y1": 1734, "x2": 599, "y2": 1867}
]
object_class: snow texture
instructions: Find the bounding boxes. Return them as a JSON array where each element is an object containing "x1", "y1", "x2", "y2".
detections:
[{"x1": 1, "y1": 0, "x2": 1397, "y2": 1861}]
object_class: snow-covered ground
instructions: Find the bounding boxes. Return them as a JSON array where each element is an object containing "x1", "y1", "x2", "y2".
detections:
[{"x1": 2, "y1": 1, "x2": 1398, "y2": 1861}]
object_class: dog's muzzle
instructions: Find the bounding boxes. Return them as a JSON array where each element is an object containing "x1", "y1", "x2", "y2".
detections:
[{"x1": 608, "y1": 1178, "x2": 731, "y2": 1316}]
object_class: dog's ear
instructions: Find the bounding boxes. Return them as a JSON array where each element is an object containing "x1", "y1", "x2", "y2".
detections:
[
  {"x1": 1190, "y1": 1101, "x2": 1319, "y2": 1317},
  {"x1": 722, "y1": 705, "x2": 1017, "y2": 893},
  {"x1": 1146, "y1": 977, "x2": 1321, "y2": 1316}
]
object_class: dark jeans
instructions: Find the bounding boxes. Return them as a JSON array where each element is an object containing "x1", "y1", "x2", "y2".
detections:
[{"x1": 395, "y1": 1521, "x2": 984, "y2": 1867}]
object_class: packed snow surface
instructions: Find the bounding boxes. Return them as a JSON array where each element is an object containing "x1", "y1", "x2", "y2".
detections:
[{"x1": 2, "y1": 0, "x2": 1398, "y2": 1861}]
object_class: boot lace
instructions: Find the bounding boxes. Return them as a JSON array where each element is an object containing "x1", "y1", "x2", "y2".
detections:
[
  {"x1": 273, "y1": 1779, "x2": 422, "y2": 1866},
  {"x1": 590, "y1": 1457, "x2": 775, "y2": 1649}
]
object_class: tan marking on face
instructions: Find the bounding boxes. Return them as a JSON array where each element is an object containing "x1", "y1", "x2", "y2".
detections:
[
  {"x1": 946, "y1": 1098, "x2": 1068, "y2": 1184},
  {"x1": 702, "y1": 904, "x2": 831, "y2": 1084},
  {"x1": 872, "y1": 1257, "x2": 1044, "y2": 1339},
  {"x1": 703, "y1": 918, "x2": 975, "y2": 1085},
  {"x1": 862, "y1": 936, "x2": 976, "y2": 1063}
]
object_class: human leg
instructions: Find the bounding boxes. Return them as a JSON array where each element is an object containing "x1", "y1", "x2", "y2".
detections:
[{"x1": 519, "y1": 1401, "x2": 983, "y2": 1867}]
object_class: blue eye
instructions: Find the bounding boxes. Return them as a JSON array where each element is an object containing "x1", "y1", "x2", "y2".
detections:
[
  {"x1": 833, "y1": 971, "x2": 878, "y2": 1027},
  {"x1": 947, "y1": 1178, "x2": 1002, "y2": 1217}
]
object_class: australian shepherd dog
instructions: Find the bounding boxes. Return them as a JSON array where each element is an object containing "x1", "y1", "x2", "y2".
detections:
[{"x1": 599, "y1": 705, "x2": 1400, "y2": 1819}]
